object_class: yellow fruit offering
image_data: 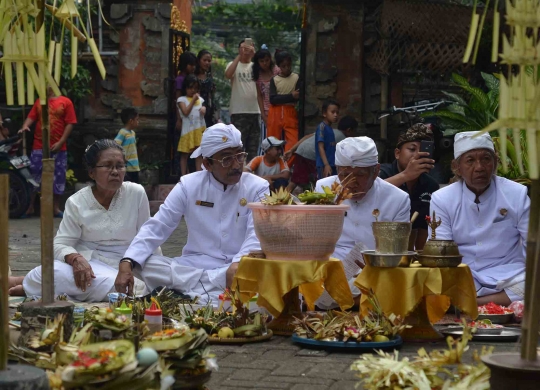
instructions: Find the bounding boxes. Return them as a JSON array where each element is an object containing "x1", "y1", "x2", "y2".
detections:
[
  {"x1": 218, "y1": 327, "x2": 235, "y2": 339},
  {"x1": 373, "y1": 335, "x2": 390, "y2": 343}
]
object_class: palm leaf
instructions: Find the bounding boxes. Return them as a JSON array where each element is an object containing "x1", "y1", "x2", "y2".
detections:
[
  {"x1": 451, "y1": 73, "x2": 490, "y2": 112},
  {"x1": 446, "y1": 104, "x2": 467, "y2": 116},
  {"x1": 441, "y1": 91, "x2": 468, "y2": 106},
  {"x1": 433, "y1": 110, "x2": 476, "y2": 125},
  {"x1": 481, "y1": 72, "x2": 500, "y2": 92}
]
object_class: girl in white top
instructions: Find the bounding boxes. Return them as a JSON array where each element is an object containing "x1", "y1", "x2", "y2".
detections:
[
  {"x1": 9, "y1": 140, "x2": 159, "y2": 301},
  {"x1": 177, "y1": 75, "x2": 206, "y2": 176}
]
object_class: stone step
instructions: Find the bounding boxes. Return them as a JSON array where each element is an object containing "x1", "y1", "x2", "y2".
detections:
[
  {"x1": 156, "y1": 184, "x2": 176, "y2": 201},
  {"x1": 149, "y1": 200, "x2": 163, "y2": 216}
]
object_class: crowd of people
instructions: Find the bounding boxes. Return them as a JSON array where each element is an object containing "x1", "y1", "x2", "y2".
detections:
[{"x1": 5, "y1": 41, "x2": 530, "y2": 311}]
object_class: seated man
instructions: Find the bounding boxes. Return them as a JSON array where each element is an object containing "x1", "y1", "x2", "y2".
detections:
[
  {"x1": 429, "y1": 131, "x2": 529, "y2": 305},
  {"x1": 379, "y1": 123, "x2": 439, "y2": 250},
  {"x1": 315, "y1": 137, "x2": 410, "y2": 307},
  {"x1": 115, "y1": 124, "x2": 269, "y2": 305}
]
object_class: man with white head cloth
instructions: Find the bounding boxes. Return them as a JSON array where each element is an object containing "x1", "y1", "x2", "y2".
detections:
[
  {"x1": 429, "y1": 131, "x2": 530, "y2": 305},
  {"x1": 315, "y1": 137, "x2": 410, "y2": 307},
  {"x1": 115, "y1": 124, "x2": 269, "y2": 305}
]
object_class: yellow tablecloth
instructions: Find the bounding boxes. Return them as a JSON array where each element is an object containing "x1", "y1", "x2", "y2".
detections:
[
  {"x1": 354, "y1": 263, "x2": 478, "y2": 323},
  {"x1": 233, "y1": 257, "x2": 354, "y2": 317}
]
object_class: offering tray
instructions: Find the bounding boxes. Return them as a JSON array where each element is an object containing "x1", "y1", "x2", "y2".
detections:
[
  {"x1": 291, "y1": 333, "x2": 403, "y2": 351},
  {"x1": 209, "y1": 329, "x2": 273, "y2": 344},
  {"x1": 477, "y1": 312, "x2": 514, "y2": 324},
  {"x1": 362, "y1": 250, "x2": 416, "y2": 267},
  {"x1": 439, "y1": 326, "x2": 520, "y2": 342}
]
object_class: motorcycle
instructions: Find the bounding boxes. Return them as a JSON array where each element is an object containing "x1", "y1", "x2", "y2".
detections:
[{"x1": 0, "y1": 126, "x2": 39, "y2": 218}]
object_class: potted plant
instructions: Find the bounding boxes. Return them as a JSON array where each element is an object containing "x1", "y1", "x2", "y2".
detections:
[{"x1": 248, "y1": 179, "x2": 354, "y2": 261}]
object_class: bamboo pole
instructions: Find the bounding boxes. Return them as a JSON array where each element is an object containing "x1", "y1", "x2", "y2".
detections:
[
  {"x1": 521, "y1": 134, "x2": 540, "y2": 360},
  {"x1": 37, "y1": 0, "x2": 54, "y2": 305},
  {"x1": 0, "y1": 174, "x2": 9, "y2": 370},
  {"x1": 40, "y1": 160, "x2": 55, "y2": 304}
]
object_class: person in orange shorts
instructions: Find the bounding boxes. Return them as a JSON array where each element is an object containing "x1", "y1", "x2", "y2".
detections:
[{"x1": 268, "y1": 50, "x2": 300, "y2": 152}]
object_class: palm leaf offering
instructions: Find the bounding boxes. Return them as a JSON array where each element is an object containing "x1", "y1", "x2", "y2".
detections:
[
  {"x1": 293, "y1": 292, "x2": 409, "y2": 342},
  {"x1": 0, "y1": 0, "x2": 108, "y2": 106},
  {"x1": 180, "y1": 288, "x2": 268, "y2": 339},
  {"x1": 261, "y1": 175, "x2": 356, "y2": 206},
  {"x1": 351, "y1": 322, "x2": 492, "y2": 390}
]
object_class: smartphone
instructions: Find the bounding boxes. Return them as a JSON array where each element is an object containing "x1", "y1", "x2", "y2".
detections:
[
  {"x1": 244, "y1": 38, "x2": 253, "y2": 47},
  {"x1": 420, "y1": 140, "x2": 434, "y2": 160}
]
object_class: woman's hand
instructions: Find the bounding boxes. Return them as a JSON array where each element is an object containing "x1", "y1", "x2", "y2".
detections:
[
  {"x1": 283, "y1": 150, "x2": 293, "y2": 161},
  {"x1": 71, "y1": 256, "x2": 96, "y2": 292},
  {"x1": 115, "y1": 262, "x2": 134, "y2": 295}
]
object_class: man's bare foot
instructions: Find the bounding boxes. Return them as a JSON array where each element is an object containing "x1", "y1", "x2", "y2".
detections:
[
  {"x1": 25, "y1": 208, "x2": 34, "y2": 216},
  {"x1": 9, "y1": 285, "x2": 25, "y2": 296},
  {"x1": 8, "y1": 276, "x2": 24, "y2": 289}
]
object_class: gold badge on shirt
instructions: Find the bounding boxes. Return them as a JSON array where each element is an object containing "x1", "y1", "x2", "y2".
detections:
[
  {"x1": 500, "y1": 208, "x2": 508, "y2": 216},
  {"x1": 222, "y1": 136, "x2": 228, "y2": 142},
  {"x1": 239, "y1": 198, "x2": 247, "y2": 206}
]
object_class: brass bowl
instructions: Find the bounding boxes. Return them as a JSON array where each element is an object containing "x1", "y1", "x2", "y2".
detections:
[
  {"x1": 418, "y1": 254, "x2": 463, "y2": 268},
  {"x1": 372, "y1": 222, "x2": 412, "y2": 254},
  {"x1": 422, "y1": 239, "x2": 461, "y2": 257},
  {"x1": 362, "y1": 250, "x2": 417, "y2": 268}
]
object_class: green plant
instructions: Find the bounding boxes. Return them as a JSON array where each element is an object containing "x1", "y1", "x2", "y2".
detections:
[
  {"x1": 426, "y1": 72, "x2": 499, "y2": 134},
  {"x1": 425, "y1": 72, "x2": 530, "y2": 182},
  {"x1": 140, "y1": 161, "x2": 165, "y2": 171},
  {"x1": 66, "y1": 169, "x2": 78, "y2": 188}
]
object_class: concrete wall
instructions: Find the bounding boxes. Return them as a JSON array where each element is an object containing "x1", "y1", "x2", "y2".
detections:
[{"x1": 304, "y1": 0, "x2": 364, "y2": 133}]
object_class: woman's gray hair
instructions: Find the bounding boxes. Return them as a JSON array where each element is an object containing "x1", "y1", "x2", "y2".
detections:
[{"x1": 84, "y1": 139, "x2": 125, "y2": 170}]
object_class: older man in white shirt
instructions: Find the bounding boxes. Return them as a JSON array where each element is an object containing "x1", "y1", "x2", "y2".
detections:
[
  {"x1": 429, "y1": 131, "x2": 529, "y2": 305},
  {"x1": 316, "y1": 137, "x2": 410, "y2": 307},
  {"x1": 115, "y1": 124, "x2": 268, "y2": 305}
]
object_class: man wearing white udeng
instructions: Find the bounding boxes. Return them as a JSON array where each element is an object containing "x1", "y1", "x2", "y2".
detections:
[
  {"x1": 316, "y1": 137, "x2": 410, "y2": 308},
  {"x1": 114, "y1": 124, "x2": 268, "y2": 305},
  {"x1": 429, "y1": 131, "x2": 529, "y2": 305}
]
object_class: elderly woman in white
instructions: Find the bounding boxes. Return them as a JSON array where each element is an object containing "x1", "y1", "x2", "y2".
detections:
[
  {"x1": 429, "y1": 131, "x2": 529, "y2": 305},
  {"x1": 9, "y1": 139, "x2": 155, "y2": 301}
]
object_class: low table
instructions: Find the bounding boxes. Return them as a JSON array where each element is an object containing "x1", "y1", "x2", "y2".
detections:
[
  {"x1": 354, "y1": 263, "x2": 479, "y2": 341},
  {"x1": 233, "y1": 257, "x2": 354, "y2": 335}
]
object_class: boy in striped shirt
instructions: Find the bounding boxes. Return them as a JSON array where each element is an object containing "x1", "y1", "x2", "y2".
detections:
[{"x1": 115, "y1": 108, "x2": 140, "y2": 183}]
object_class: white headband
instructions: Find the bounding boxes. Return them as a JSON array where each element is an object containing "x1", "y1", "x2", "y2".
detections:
[
  {"x1": 191, "y1": 123, "x2": 243, "y2": 158},
  {"x1": 454, "y1": 131, "x2": 494, "y2": 159},
  {"x1": 335, "y1": 136, "x2": 378, "y2": 168}
]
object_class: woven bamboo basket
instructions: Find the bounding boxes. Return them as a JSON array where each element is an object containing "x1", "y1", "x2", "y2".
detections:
[{"x1": 248, "y1": 203, "x2": 349, "y2": 261}]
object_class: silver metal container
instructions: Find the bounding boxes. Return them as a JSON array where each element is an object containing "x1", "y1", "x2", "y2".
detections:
[
  {"x1": 361, "y1": 250, "x2": 417, "y2": 267},
  {"x1": 372, "y1": 222, "x2": 412, "y2": 254}
]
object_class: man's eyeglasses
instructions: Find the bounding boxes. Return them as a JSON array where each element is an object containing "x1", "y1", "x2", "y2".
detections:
[
  {"x1": 95, "y1": 165, "x2": 127, "y2": 172},
  {"x1": 207, "y1": 152, "x2": 248, "y2": 168}
]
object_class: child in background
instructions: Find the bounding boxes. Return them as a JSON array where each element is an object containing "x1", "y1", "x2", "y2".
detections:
[
  {"x1": 253, "y1": 46, "x2": 280, "y2": 153},
  {"x1": 315, "y1": 100, "x2": 340, "y2": 179},
  {"x1": 195, "y1": 49, "x2": 218, "y2": 127},
  {"x1": 115, "y1": 107, "x2": 140, "y2": 183},
  {"x1": 175, "y1": 51, "x2": 197, "y2": 99},
  {"x1": 268, "y1": 51, "x2": 300, "y2": 152},
  {"x1": 245, "y1": 136, "x2": 290, "y2": 190},
  {"x1": 285, "y1": 115, "x2": 358, "y2": 193},
  {"x1": 177, "y1": 75, "x2": 206, "y2": 176}
]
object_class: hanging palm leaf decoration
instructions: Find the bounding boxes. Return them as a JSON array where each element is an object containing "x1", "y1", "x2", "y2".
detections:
[{"x1": 0, "y1": 0, "x2": 108, "y2": 106}]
